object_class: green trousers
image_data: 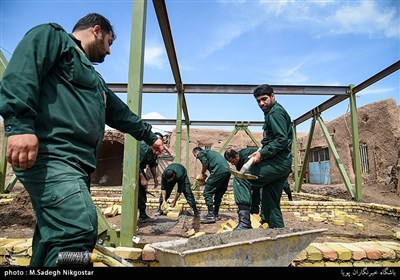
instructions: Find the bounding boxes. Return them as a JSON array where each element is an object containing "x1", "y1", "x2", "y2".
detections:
[
  {"x1": 203, "y1": 171, "x2": 230, "y2": 208},
  {"x1": 233, "y1": 157, "x2": 291, "y2": 228},
  {"x1": 14, "y1": 159, "x2": 97, "y2": 267},
  {"x1": 250, "y1": 188, "x2": 261, "y2": 214},
  {"x1": 138, "y1": 176, "x2": 147, "y2": 214}
]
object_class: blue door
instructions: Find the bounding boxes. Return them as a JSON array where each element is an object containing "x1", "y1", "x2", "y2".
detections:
[{"x1": 308, "y1": 148, "x2": 331, "y2": 184}]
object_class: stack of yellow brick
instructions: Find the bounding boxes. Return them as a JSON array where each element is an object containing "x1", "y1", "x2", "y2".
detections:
[{"x1": 1, "y1": 238, "x2": 399, "y2": 267}]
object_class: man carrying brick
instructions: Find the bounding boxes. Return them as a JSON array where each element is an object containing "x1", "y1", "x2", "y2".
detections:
[{"x1": 156, "y1": 163, "x2": 200, "y2": 217}]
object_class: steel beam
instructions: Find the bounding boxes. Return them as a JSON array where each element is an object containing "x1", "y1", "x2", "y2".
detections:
[
  {"x1": 293, "y1": 60, "x2": 400, "y2": 126},
  {"x1": 152, "y1": 0, "x2": 190, "y2": 126},
  {"x1": 142, "y1": 119, "x2": 264, "y2": 127},
  {"x1": 108, "y1": 83, "x2": 349, "y2": 95}
]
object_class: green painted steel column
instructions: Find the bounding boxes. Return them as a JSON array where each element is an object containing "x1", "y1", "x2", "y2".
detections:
[
  {"x1": 296, "y1": 117, "x2": 316, "y2": 192},
  {"x1": 292, "y1": 125, "x2": 299, "y2": 191},
  {"x1": 185, "y1": 125, "x2": 190, "y2": 170},
  {"x1": 218, "y1": 127, "x2": 238, "y2": 153},
  {"x1": 243, "y1": 127, "x2": 261, "y2": 148},
  {"x1": 0, "y1": 50, "x2": 8, "y2": 193},
  {"x1": 120, "y1": 0, "x2": 147, "y2": 247},
  {"x1": 317, "y1": 115, "x2": 355, "y2": 198},
  {"x1": 172, "y1": 91, "x2": 183, "y2": 198},
  {"x1": 175, "y1": 91, "x2": 183, "y2": 164},
  {"x1": 349, "y1": 85, "x2": 363, "y2": 201}
]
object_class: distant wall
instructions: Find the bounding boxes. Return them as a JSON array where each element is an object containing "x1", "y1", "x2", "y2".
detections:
[
  {"x1": 168, "y1": 128, "x2": 264, "y2": 182},
  {"x1": 297, "y1": 98, "x2": 399, "y2": 187}
]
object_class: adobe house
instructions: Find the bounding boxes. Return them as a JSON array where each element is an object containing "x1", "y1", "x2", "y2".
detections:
[{"x1": 296, "y1": 98, "x2": 399, "y2": 191}]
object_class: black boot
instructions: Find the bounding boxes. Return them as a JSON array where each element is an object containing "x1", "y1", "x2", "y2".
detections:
[
  {"x1": 138, "y1": 210, "x2": 155, "y2": 223},
  {"x1": 200, "y1": 206, "x2": 216, "y2": 224},
  {"x1": 213, "y1": 205, "x2": 220, "y2": 220},
  {"x1": 234, "y1": 205, "x2": 252, "y2": 230},
  {"x1": 287, "y1": 191, "x2": 293, "y2": 201},
  {"x1": 155, "y1": 206, "x2": 164, "y2": 216},
  {"x1": 193, "y1": 205, "x2": 200, "y2": 217}
]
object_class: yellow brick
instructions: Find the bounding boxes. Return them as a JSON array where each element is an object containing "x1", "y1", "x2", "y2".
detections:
[
  {"x1": 147, "y1": 261, "x2": 161, "y2": 267},
  {"x1": 250, "y1": 215, "x2": 261, "y2": 228},
  {"x1": 324, "y1": 243, "x2": 352, "y2": 261},
  {"x1": 334, "y1": 210, "x2": 347, "y2": 216},
  {"x1": 312, "y1": 216, "x2": 326, "y2": 222},
  {"x1": 293, "y1": 249, "x2": 307, "y2": 261},
  {"x1": 189, "y1": 232, "x2": 206, "y2": 238},
  {"x1": 222, "y1": 224, "x2": 233, "y2": 230},
  {"x1": 27, "y1": 246, "x2": 32, "y2": 256},
  {"x1": 0, "y1": 239, "x2": 29, "y2": 256},
  {"x1": 293, "y1": 212, "x2": 301, "y2": 218},
  {"x1": 320, "y1": 212, "x2": 329, "y2": 218},
  {"x1": 186, "y1": 229, "x2": 196, "y2": 237},
  {"x1": 354, "y1": 223, "x2": 364, "y2": 231},
  {"x1": 225, "y1": 219, "x2": 237, "y2": 229},
  {"x1": 12, "y1": 239, "x2": 32, "y2": 254},
  {"x1": 296, "y1": 261, "x2": 325, "y2": 267},
  {"x1": 166, "y1": 211, "x2": 180, "y2": 218},
  {"x1": 0, "y1": 198, "x2": 13, "y2": 205},
  {"x1": 306, "y1": 244, "x2": 323, "y2": 261},
  {"x1": 370, "y1": 244, "x2": 396, "y2": 259},
  {"x1": 353, "y1": 261, "x2": 382, "y2": 267},
  {"x1": 324, "y1": 262, "x2": 353, "y2": 267},
  {"x1": 377, "y1": 242, "x2": 400, "y2": 258},
  {"x1": 261, "y1": 223, "x2": 269, "y2": 229},
  {"x1": 333, "y1": 219, "x2": 345, "y2": 226},
  {"x1": 381, "y1": 261, "x2": 400, "y2": 267},
  {"x1": 113, "y1": 247, "x2": 142, "y2": 260},
  {"x1": 8, "y1": 255, "x2": 31, "y2": 266},
  {"x1": 0, "y1": 238, "x2": 23, "y2": 247}
]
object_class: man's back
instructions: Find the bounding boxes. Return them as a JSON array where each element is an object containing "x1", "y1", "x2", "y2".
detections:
[{"x1": 198, "y1": 149, "x2": 229, "y2": 174}]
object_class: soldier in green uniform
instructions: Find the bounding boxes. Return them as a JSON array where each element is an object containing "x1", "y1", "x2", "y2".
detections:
[
  {"x1": 225, "y1": 147, "x2": 293, "y2": 229},
  {"x1": 156, "y1": 163, "x2": 200, "y2": 217},
  {"x1": 0, "y1": 13, "x2": 164, "y2": 267},
  {"x1": 192, "y1": 147, "x2": 231, "y2": 223},
  {"x1": 137, "y1": 140, "x2": 160, "y2": 223},
  {"x1": 232, "y1": 84, "x2": 293, "y2": 229},
  {"x1": 224, "y1": 147, "x2": 262, "y2": 217}
]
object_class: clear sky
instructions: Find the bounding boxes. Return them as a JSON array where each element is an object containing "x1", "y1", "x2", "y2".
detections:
[{"x1": 1, "y1": 0, "x2": 399, "y2": 133}]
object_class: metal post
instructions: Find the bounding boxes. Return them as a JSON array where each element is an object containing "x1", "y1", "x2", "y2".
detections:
[
  {"x1": 218, "y1": 127, "x2": 239, "y2": 153},
  {"x1": 120, "y1": 0, "x2": 147, "y2": 247},
  {"x1": 243, "y1": 127, "x2": 261, "y2": 148},
  {"x1": 349, "y1": 85, "x2": 363, "y2": 201},
  {"x1": 0, "y1": 50, "x2": 8, "y2": 193},
  {"x1": 296, "y1": 116, "x2": 316, "y2": 192},
  {"x1": 316, "y1": 116, "x2": 355, "y2": 198},
  {"x1": 292, "y1": 125, "x2": 299, "y2": 191},
  {"x1": 175, "y1": 90, "x2": 183, "y2": 164}
]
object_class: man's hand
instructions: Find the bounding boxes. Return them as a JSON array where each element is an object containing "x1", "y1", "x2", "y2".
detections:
[
  {"x1": 151, "y1": 138, "x2": 164, "y2": 156},
  {"x1": 140, "y1": 178, "x2": 148, "y2": 189},
  {"x1": 170, "y1": 200, "x2": 177, "y2": 208},
  {"x1": 161, "y1": 201, "x2": 168, "y2": 210},
  {"x1": 6, "y1": 134, "x2": 39, "y2": 169},
  {"x1": 249, "y1": 150, "x2": 262, "y2": 164},
  {"x1": 198, "y1": 173, "x2": 207, "y2": 181}
]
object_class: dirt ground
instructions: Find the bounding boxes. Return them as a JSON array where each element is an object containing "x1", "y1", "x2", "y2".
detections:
[{"x1": 0, "y1": 181, "x2": 399, "y2": 245}]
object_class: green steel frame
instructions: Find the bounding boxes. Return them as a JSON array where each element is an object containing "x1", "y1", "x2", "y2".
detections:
[{"x1": 0, "y1": 0, "x2": 399, "y2": 247}]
